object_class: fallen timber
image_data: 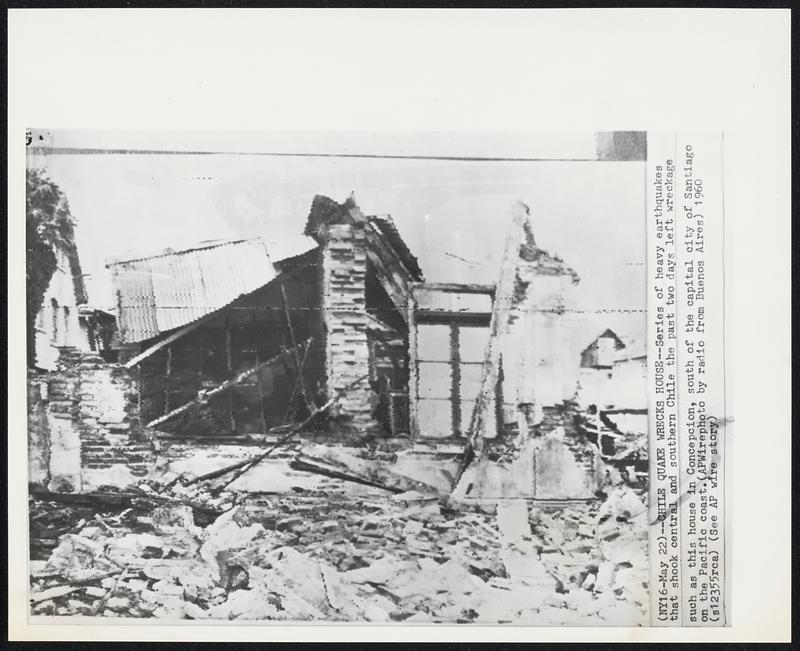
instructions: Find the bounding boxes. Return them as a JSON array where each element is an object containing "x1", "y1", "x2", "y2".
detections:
[
  {"x1": 291, "y1": 445, "x2": 440, "y2": 494},
  {"x1": 145, "y1": 338, "x2": 313, "y2": 430},
  {"x1": 185, "y1": 373, "x2": 372, "y2": 489},
  {"x1": 451, "y1": 201, "x2": 530, "y2": 494},
  {"x1": 29, "y1": 488, "x2": 223, "y2": 521}
]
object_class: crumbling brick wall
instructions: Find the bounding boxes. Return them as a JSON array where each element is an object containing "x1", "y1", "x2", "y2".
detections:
[
  {"x1": 27, "y1": 348, "x2": 155, "y2": 491},
  {"x1": 540, "y1": 402, "x2": 602, "y2": 480},
  {"x1": 320, "y1": 222, "x2": 380, "y2": 434},
  {"x1": 27, "y1": 370, "x2": 50, "y2": 486}
]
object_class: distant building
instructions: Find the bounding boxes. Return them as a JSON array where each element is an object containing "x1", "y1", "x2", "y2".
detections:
[
  {"x1": 78, "y1": 305, "x2": 119, "y2": 362},
  {"x1": 580, "y1": 328, "x2": 625, "y2": 369},
  {"x1": 577, "y1": 329, "x2": 646, "y2": 410}
]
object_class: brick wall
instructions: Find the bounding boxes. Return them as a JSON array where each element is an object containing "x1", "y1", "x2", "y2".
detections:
[
  {"x1": 320, "y1": 222, "x2": 380, "y2": 434},
  {"x1": 27, "y1": 347, "x2": 155, "y2": 491},
  {"x1": 27, "y1": 371, "x2": 50, "y2": 486}
]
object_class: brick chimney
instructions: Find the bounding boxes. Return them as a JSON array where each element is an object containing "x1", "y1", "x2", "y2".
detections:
[{"x1": 307, "y1": 195, "x2": 380, "y2": 434}]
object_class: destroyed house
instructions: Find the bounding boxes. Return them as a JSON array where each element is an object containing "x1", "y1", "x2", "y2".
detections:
[{"x1": 108, "y1": 195, "x2": 424, "y2": 439}]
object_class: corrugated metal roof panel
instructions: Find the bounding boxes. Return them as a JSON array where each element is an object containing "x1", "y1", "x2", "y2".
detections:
[{"x1": 108, "y1": 237, "x2": 313, "y2": 344}]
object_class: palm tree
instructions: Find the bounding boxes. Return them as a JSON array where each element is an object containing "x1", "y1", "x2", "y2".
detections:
[{"x1": 26, "y1": 169, "x2": 85, "y2": 368}]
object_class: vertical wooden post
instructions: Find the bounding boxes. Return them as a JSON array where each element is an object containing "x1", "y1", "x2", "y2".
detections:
[
  {"x1": 467, "y1": 202, "x2": 529, "y2": 450},
  {"x1": 451, "y1": 201, "x2": 530, "y2": 494},
  {"x1": 495, "y1": 356, "x2": 504, "y2": 437},
  {"x1": 197, "y1": 344, "x2": 204, "y2": 393},
  {"x1": 407, "y1": 290, "x2": 419, "y2": 441},
  {"x1": 164, "y1": 345, "x2": 172, "y2": 414},
  {"x1": 225, "y1": 319, "x2": 236, "y2": 432},
  {"x1": 225, "y1": 324, "x2": 233, "y2": 372},
  {"x1": 255, "y1": 352, "x2": 268, "y2": 434},
  {"x1": 279, "y1": 283, "x2": 313, "y2": 415},
  {"x1": 450, "y1": 324, "x2": 462, "y2": 436}
]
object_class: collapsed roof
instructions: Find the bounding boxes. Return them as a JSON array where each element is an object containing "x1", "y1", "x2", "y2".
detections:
[
  {"x1": 108, "y1": 195, "x2": 422, "y2": 345},
  {"x1": 106, "y1": 236, "x2": 317, "y2": 344}
]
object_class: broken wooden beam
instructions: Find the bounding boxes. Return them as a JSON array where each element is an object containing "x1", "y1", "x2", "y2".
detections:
[
  {"x1": 282, "y1": 340, "x2": 312, "y2": 424},
  {"x1": 186, "y1": 372, "x2": 371, "y2": 489},
  {"x1": 28, "y1": 489, "x2": 223, "y2": 520},
  {"x1": 451, "y1": 201, "x2": 531, "y2": 494},
  {"x1": 410, "y1": 282, "x2": 495, "y2": 295},
  {"x1": 279, "y1": 283, "x2": 314, "y2": 415},
  {"x1": 146, "y1": 338, "x2": 312, "y2": 429},
  {"x1": 291, "y1": 445, "x2": 439, "y2": 494},
  {"x1": 467, "y1": 201, "x2": 530, "y2": 445}
]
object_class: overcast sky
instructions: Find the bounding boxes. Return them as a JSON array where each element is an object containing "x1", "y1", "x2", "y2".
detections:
[{"x1": 27, "y1": 130, "x2": 646, "y2": 347}]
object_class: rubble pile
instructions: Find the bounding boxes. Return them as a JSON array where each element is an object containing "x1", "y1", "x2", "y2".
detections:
[{"x1": 29, "y1": 475, "x2": 649, "y2": 625}]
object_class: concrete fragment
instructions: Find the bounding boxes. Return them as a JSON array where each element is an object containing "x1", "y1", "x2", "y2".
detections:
[
  {"x1": 597, "y1": 598, "x2": 646, "y2": 626},
  {"x1": 183, "y1": 601, "x2": 209, "y2": 619},
  {"x1": 105, "y1": 595, "x2": 132, "y2": 610},
  {"x1": 293, "y1": 445, "x2": 440, "y2": 494},
  {"x1": 30, "y1": 585, "x2": 79, "y2": 603},
  {"x1": 199, "y1": 507, "x2": 264, "y2": 572},
  {"x1": 151, "y1": 504, "x2": 198, "y2": 534},
  {"x1": 563, "y1": 587, "x2": 599, "y2": 616},
  {"x1": 66, "y1": 599, "x2": 93, "y2": 613},
  {"x1": 363, "y1": 604, "x2": 390, "y2": 622},
  {"x1": 496, "y1": 500, "x2": 531, "y2": 546},
  {"x1": 258, "y1": 548, "x2": 331, "y2": 614},
  {"x1": 390, "y1": 490, "x2": 439, "y2": 505},
  {"x1": 84, "y1": 586, "x2": 107, "y2": 598},
  {"x1": 344, "y1": 556, "x2": 418, "y2": 585},
  {"x1": 594, "y1": 561, "x2": 617, "y2": 593},
  {"x1": 45, "y1": 534, "x2": 108, "y2": 575},
  {"x1": 151, "y1": 580, "x2": 185, "y2": 596},
  {"x1": 403, "y1": 611, "x2": 432, "y2": 622}
]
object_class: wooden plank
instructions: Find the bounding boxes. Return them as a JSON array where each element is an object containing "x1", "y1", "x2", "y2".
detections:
[
  {"x1": 364, "y1": 223, "x2": 414, "y2": 321},
  {"x1": 255, "y1": 354, "x2": 268, "y2": 434},
  {"x1": 411, "y1": 282, "x2": 495, "y2": 295},
  {"x1": 467, "y1": 201, "x2": 530, "y2": 446},
  {"x1": 407, "y1": 293, "x2": 420, "y2": 441},
  {"x1": 365, "y1": 251, "x2": 410, "y2": 324},
  {"x1": 225, "y1": 320, "x2": 235, "y2": 431},
  {"x1": 450, "y1": 324, "x2": 462, "y2": 435},
  {"x1": 164, "y1": 345, "x2": 172, "y2": 413},
  {"x1": 281, "y1": 340, "x2": 312, "y2": 423},
  {"x1": 206, "y1": 372, "x2": 372, "y2": 490},
  {"x1": 29, "y1": 489, "x2": 223, "y2": 520},
  {"x1": 450, "y1": 201, "x2": 530, "y2": 494},
  {"x1": 145, "y1": 338, "x2": 311, "y2": 429},
  {"x1": 279, "y1": 283, "x2": 313, "y2": 414},
  {"x1": 414, "y1": 311, "x2": 492, "y2": 326},
  {"x1": 136, "y1": 365, "x2": 142, "y2": 415},
  {"x1": 291, "y1": 445, "x2": 439, "y2": 494}
]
